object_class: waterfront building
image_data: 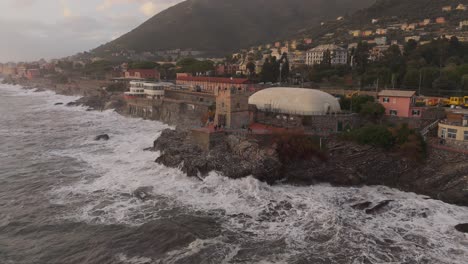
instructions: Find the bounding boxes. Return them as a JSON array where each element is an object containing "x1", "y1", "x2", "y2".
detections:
[
  {"x1": 124, "y1": 81, "x2": 147, "y2": 99},
  {"x1": 144, "y1": 82, "x2": 174, "y2": 100},
  {"x1": 306, "y1": 44, "x2": 348, "y2": 66},
  {"x1": 214, "y1": 87, "x2": 251, "y2": 129},
  {"x1": 378, "y1": 90, "x2": 423, "y2": 118},
  {"x1": 176, "y1": 75, "x2": 253, "y2": 94},
  {"x1": 124, "y1": 69, "x2": 160, "y2": 80},
  {"x1": 248, "y1": 88, "x2": 356, "y2": 134},
  {"x1": 26, "y1": 69, "x2": 41, "y2": 80},
  {"x1": 438, "y1": 111, "x2": 468, "y2": 150}
]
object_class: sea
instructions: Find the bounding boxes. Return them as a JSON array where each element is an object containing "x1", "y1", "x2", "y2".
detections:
[{"x1": 0, "y1": 82, "x2": 467, "y2": 264}]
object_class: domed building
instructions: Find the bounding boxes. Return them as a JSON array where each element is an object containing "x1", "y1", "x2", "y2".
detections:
[
  {"x1": 248, "y1": 88, "x2": 341, "y2": 116},
  {"x1": 248, "y1": 88, "x2": 356, "y2": 135}
]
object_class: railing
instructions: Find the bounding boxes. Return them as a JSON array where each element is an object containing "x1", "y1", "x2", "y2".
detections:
[{"x1": 421, "y1": 119, "x2": 440, "y2": 140}]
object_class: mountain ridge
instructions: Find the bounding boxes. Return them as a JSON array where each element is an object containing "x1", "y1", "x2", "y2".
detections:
[{"x1": 95, "y1": 0, "x2": 376, "y2": 55}]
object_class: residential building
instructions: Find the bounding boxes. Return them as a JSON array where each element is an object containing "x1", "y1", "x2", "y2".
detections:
[
  {"x1": 274, "y1": 42, "x2": 281, "y2": 48},
  {"x1": 436, "y1": 17, "x2": 446, "y2": 24},
  {"x1": 176, "y1": 75, "x2": 253, "y2": 94},
  {"x1": 372, "y1": 19, "x2": 379, "y2": 24},
  {"x1": 420, "y1": 19, "x2": 431, "y2": 26},
  {"x1": 438, "y1": 111, "x2": 468, "y2": 150},
  {"x1": 442, "y1": 6, "x2": 452, "y2": 12},
  {"x1": 306, "y1": 44, "x2": 348, "y2": 66},
  {"x1": 216, "y1": 63, "x2": 239, "y2": 76},
  {"x1": 26, "y1": 69, "x2": 41, "y2": 80},
  {"x1": 405, "y1": 35, "x2": 421, "y2": 42},
  {"x1": 361, "y1": 30, "x2": 373, "y2": 37},
  {"x1": 374, "y1": 36, "x2": 388, "y2": 45},
  {"x1": 460, "y1": 20, "x2": 468, "y2": 28},
  {"x1": 369, "y1": 45, "x2": 390, "y2": 61},
  {"x1": 16, "y1": 66, "x2": 27, "y2": 77},
  {"x1": 378, "y1": 90, "x2": 422, "y2": 118},
  {"x1": 456, "y1": 4, "x2": 467, "y2": 11},
  {"x1": 376, "y1": 28, "x2": 388, "y2": 35},
  {"x1": 304, "y1": 38, "x2": 313, "y2": 44},
  {"x1": 349, "y1": 30, "x2": 361, "y2": 37},
  {"x1": 124, "y1": 69, "x2": 160, "y2": 80}
]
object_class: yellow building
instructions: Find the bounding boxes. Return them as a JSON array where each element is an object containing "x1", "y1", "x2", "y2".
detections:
[{"x1": 438, "y1": 112, "x2": 468, "y2": 149}]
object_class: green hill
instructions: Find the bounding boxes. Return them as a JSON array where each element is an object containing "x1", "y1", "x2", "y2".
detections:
[{"x1": 95, "y1": 0, "x2": 376, "y2": 55}]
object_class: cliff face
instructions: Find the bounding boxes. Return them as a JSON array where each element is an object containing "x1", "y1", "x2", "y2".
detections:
[{"x1": 154, "y1": 129, "x2": 468, "y2": 206}]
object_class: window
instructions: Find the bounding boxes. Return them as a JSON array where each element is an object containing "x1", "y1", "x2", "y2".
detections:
[
  {"x1": 382, "y1": 97, "x2": 390, "y2": 103},
  {"x1": 412, "y1": 109, "x2": 421, "y2": 116},
  {"x1": 448, "y1": 128, "x2": 457, "y2": 139},
  {"x1": 441, "y1": 128, "x2": 447, "y2": 138},
  {"x1": 390, "y1": 110, "x2": 398, "y2": 116},
  {"x1": 464, "y1": 131, "x2": 468, "y2": 141},
  {"x1": 236, "y1": 103, "x2": 240, "y2": 109}
]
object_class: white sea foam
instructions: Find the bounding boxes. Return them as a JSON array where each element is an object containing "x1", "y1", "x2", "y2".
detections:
[{"x1": 6, "y1": 83, "x2": 468, "y2": 263}]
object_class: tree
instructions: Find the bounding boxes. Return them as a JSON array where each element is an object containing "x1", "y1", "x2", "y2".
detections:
[
  {"x1": 360, "y1": 101, "x2": 385, "y2": 121},
  {"x1": 246, "y1": 61, "x2": 256, "y2": 76},
  {"x1": 353, "y1": 41, "x2": 370, "y2": 75},
  {"x1": 321, "y1": 49, "x2": 332, "y2": 67},
  {"x1": 130, "y1": 61, "x2": 159, "y2": 69}
]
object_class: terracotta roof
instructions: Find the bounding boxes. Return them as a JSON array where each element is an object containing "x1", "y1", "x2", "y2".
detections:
[
  {"x1": 177, "y1": 76, "x2": 251, "y2": 84},
  {"x1": 127, "y1": 69, "x2": 159, "y2": 74},
  {"x1": 378, "y1": 90, "x2": 416, "y2": 98}
]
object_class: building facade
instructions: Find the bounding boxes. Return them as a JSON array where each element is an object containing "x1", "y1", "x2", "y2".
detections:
[
  {"x1": 124, "y1": 69, "x2": 160, "y2": 80},
  {"x1": 378, "y1": 90, "x2": 422, "y2": 118},
  {"x1": 438, "y1": 111, "x2": 468, "y2": 150},
  {"x1": 176, "y1": 76, "x2": 253, "y2": 94},
  {"x1": 306, "y1": 44, "x2": 348, "y2": 66}
]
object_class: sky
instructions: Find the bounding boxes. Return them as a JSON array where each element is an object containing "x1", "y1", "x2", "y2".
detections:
[{"x1": 0, "y1": 0, "x2": 184, "y2": 62}]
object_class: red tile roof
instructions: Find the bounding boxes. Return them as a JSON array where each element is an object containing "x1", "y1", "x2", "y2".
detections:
[{"x1": 177, "y1": 76, "x2": 251, "y2": 84}]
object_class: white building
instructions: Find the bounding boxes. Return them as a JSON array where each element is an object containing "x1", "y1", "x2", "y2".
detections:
[
  {"x1": 144, "y1": 82, "x2": 173, "y2": 99},
  {"x1": 306, "y1": 44, "x2": 348, "y2": 66}
]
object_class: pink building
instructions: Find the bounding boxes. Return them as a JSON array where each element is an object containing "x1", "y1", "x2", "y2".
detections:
[
  {"x1": 26, "y1": 69, "x2": 41, "y2": 79},
  {"x1": 436, "y1": 17, "x2": 446, "y2": 24},
  {"x1": 176, "y1": 75, "x2": 253, "y2": 94},
  {"x1": 124, "y1": 69, "x2": 160, "y2": 80},
  {"x1": 378, "y1": 90, "x2": 422, "y2": 118}
]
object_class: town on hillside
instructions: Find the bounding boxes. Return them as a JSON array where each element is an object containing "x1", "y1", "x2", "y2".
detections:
[{"x1": 1, "y1": 3, "x2": 468, "y2": 156}]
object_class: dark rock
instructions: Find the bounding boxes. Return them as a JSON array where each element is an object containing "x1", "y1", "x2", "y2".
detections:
[
  {"x1": 455, "y1": 224, "x2": 468, "y2": 234},
  {"x1": 95, "y1": 134, "x2": 110, "y2": 141},
  {"x1": 54, "y1": 102, "x2": 63, "y2": 105},
  {"x1": 66, "y1": 101, "x2": 79, "y2": 107},
  {"x1": 365, "y1": 200, "x2": 394, "y2": 215},
  {"x1": 133, "y1": 187, "x2": 154, "y2": 201},
  {"x1": 351, "y1": 201, "x2": 372, "y2": 210}
]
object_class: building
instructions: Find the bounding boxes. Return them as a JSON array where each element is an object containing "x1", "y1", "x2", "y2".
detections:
[
  {"x1": 438, "y1": 111, "x2": 468, "y2": 150},
  {"x1": 306, "y1": 44, "x2": 348, "y2": 66},
  {"x1": 124, "y1": 81, "x2": 147, "y2": 99},
  {"x1": 216, "y1": 63, "x2": 240, "y2": 76},
  {"x1": 349, "y1": 30, "x2": 361, "y2": 37},
  {"x1": 376, "y1": 28, "x2": 388, "y2": 35},
  {"x1": 143, "y1": 82, "x2": 174, "y2": 100},
  {"x1": 460, "y1": 20, "x2": 468, "y2": 28},
  {"x1": 214, "y1": 87, "x2": 251, "y2": 129},
  {"x1": 442, "y1": 6, "x2": 452, "y2": 12},
  {"x1": 420, "y1": 19, "x2": 431, "y2": 26},
  {"x1": 26, "y1": 69, "x2": 41, "y2": 80},
  {"x1": 304, "y1": 38, "x2": 313, "y2": 44},
  {"x1": 436, "y1": 17, "x2": 446, "y2": 24},
  {"x1": 456, "y1": 4, "x2": 467, "y2": 11},
  {"x1": 124, "y1": 69, "x2": 160, "y2": 80},
  {"x1": 369, "y1": 45, "x2": 390, "y2": 61},
  {"x1": 405, "y1": 35, "x2": 421, "y2": 42},
  {"x1": 176, "y1": 75, "x2": 253, "y2": 94},
  {"x1": 374, "y1": 36, "x2": 388, "y2": 45},
  {"x1": 362, "y1": 30, "x2": 373, "y2": 37},
  {"x1": 378, "y1": 90, "x2": 422, "y2": 118},
  {"x1": 248, "y1": 88, "x2": 356, "y2": 134}
]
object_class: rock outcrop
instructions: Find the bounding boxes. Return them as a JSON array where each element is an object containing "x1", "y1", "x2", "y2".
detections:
[
  {"x1": 95, "y1": 134, "x2": 110, "y2": 141},
  {"x1": 154, "y1": 128, "x2": 468, "y2": 207},
  {"x1": 154, "y1": 129, "x2": 282, "y2": 183}
]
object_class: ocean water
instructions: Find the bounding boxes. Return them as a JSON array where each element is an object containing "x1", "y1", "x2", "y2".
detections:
[{"x1": 0, "y1": 83, "x2": 467, "y2": 264}]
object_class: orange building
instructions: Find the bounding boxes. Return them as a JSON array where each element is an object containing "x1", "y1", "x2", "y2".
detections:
[{"x1": 176, "y1": 76, "x2": 253, "y2": 94}]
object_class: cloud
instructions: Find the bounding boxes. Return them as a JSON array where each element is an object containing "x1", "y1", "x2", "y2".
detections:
[{"x1": 140, "y1": 1, "x2": 157, "y2": 16}]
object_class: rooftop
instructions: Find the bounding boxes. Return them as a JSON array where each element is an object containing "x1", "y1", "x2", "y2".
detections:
[{"x1": 378, "y1": 90, "x2": 416, "y2": 98}]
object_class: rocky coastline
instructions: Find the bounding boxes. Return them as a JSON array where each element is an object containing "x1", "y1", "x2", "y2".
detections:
[
  {"x1": 154, "y1": 129, "x2": 468, "y2": 207},
  {"x1": 3, "y1": 76, "x2": 468, "y2": 208},
  {"x1": 1, "y1": 77, "x2": 126, "y2": 113}
]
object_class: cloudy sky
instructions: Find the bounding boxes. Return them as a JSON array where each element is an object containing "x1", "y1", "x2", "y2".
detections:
[{"x1": 0, "y1": 0, "x2": 183, "y2": 62}]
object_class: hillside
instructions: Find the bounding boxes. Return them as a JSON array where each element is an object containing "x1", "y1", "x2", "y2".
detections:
[
  {"x1": 95, "y1": 0, "x2": 376, "y2": 55},
  {"x1": 352, "y1": 0, "x2": 468, "y2": 22}
]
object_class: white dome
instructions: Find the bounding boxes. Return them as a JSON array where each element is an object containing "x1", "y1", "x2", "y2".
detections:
[{"x1": 249, "y1": 88, "x2": 341, "y2": 116}]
